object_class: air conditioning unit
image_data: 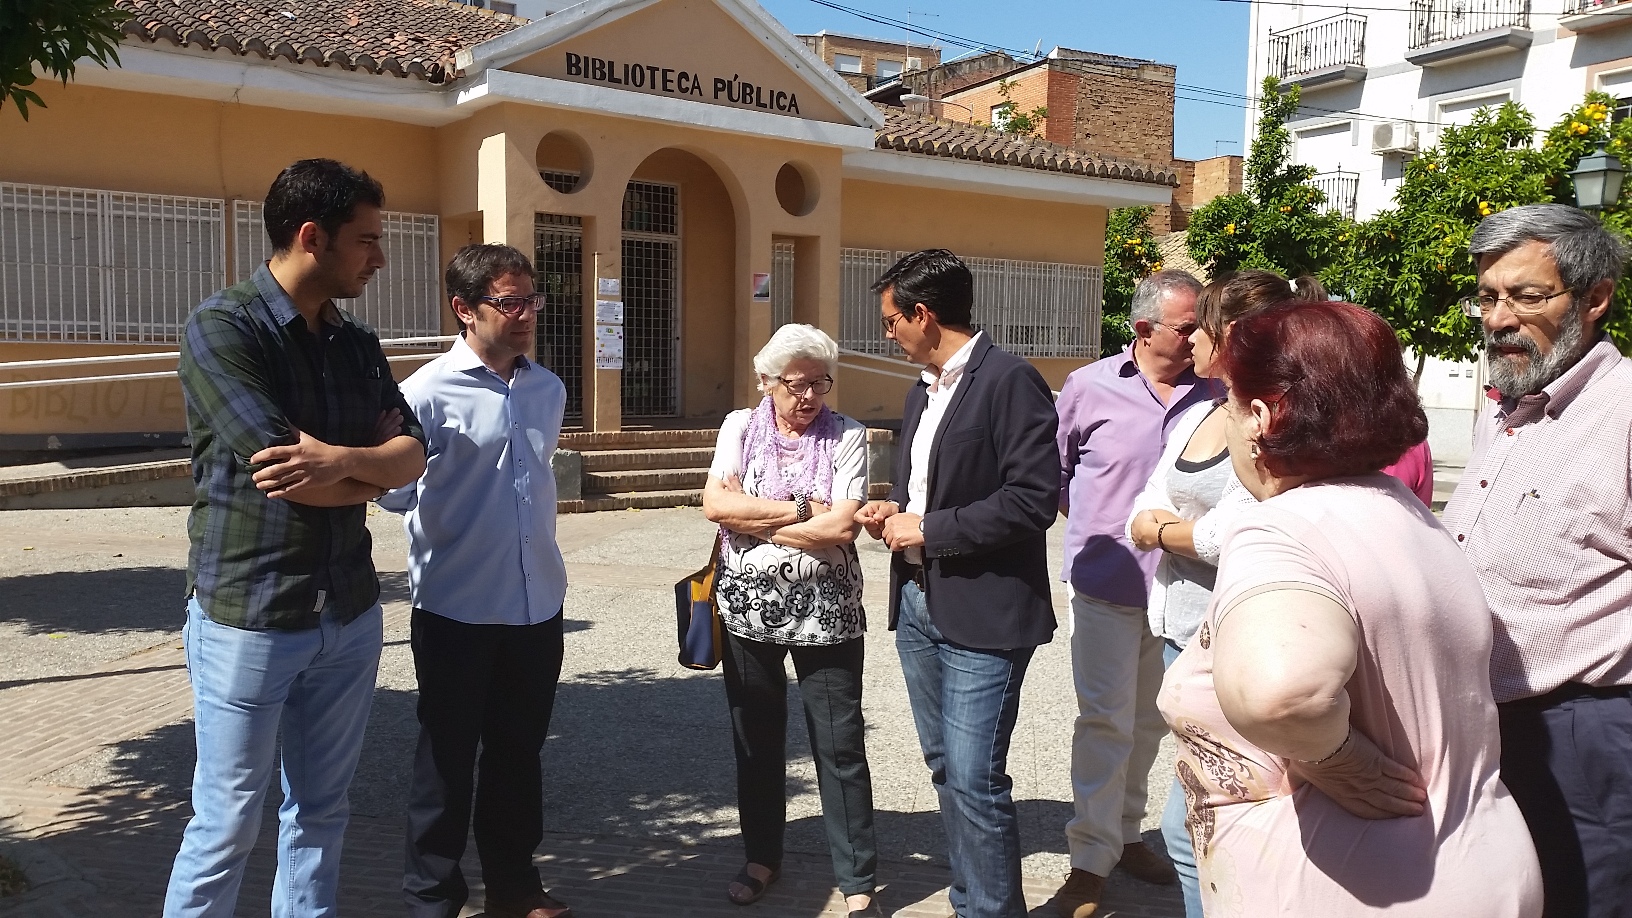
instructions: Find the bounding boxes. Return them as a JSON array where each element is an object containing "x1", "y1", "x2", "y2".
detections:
[
  {"x1": 1371, "y1": 121, "x2": 1419, "y2": 154},
  {"x1": 906, "y1": 56, "x2": 924, "y2": 71}
]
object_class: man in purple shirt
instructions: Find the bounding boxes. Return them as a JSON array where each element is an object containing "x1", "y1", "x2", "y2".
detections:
[{"x1": 1052, "y1": 271, "x2": 1218, "y2": 918}]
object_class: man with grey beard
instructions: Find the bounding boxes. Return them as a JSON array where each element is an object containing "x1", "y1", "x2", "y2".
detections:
[{"x1": 1443, "y1": 203, "x2": 1632, "y2": 918}]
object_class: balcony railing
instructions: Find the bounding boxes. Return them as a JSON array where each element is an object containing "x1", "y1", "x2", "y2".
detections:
[
  {"x1": 1410, "y1": 0, "x2": 1530, "y2": 49},
  {"x1": 1308, "y1": 170, "x2": 1360, "y2": 220},
  {"x1": 1563, "y1": 0, "x2": 1627, "y2": 13},
  {"x1": 1268, "y1": 14, "x2": 1367, "y2": 80}
]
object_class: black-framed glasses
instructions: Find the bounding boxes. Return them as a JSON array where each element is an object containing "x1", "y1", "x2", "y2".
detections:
[
  {"x1": 1156, "y1": 320, "x2": 1199, "y2": 338},
  {"x1": 1458, "y1": 289, "x2": 1572, "y2": 318},
  {"x1": 777, "y1": 375, "x2": 834, "y2": 396},
  {"x1": 881, "y1": 309, "x2": 914, "y2": 334},
  {"x1": 478, "y1": 293, "x2": 546, "y2": 317}
]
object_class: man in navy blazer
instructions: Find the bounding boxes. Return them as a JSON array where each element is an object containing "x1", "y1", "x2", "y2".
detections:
[{"x1": 856, "y1": 250, "x2": 1059, "y2": 918}]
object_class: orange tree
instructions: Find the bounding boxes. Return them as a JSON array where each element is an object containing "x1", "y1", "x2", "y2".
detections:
[
  {"x1": 1326, "y1": 97, "x2": 1632, "y2": 376},
  {"x1": 1186, "y1": 77, "x2": 1345, "y2": 278},
  {"x1": 1542, "y1": 92, "x2": 1632, "y2": 351},
  {"x1": 1101, "y1": 206, "x2": 1162, "y2": 356},
  {"x1": 0, "y1": 0, "x2": 129, "y2": 119}
]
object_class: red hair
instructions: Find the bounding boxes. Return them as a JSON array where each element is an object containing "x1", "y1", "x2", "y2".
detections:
[{"x1": 1221, "y1": 301, "x2": 1427, "y2": 479}]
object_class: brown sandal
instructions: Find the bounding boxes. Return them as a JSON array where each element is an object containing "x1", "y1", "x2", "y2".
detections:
[{"x1": 726, "y1": 864, "x2": 781, "y2": 905}]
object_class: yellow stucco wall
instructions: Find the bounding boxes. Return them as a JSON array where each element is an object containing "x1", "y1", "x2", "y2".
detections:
[{"x1": 835, "y1": 178, "x2": 1104, "y2": 419}]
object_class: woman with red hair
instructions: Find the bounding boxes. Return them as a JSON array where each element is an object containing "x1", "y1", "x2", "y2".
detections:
[{"x1": 1158, "y1": 301, "x2": 1541, "y2": 916}]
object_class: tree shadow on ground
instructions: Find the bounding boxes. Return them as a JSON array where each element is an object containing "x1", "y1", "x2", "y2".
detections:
[
  {"x1": 0, "y1": 570, "x2": 417, "y2": 638},
  {"x1": 0, "y1": 567, "x2": 187, "y2": 635}
]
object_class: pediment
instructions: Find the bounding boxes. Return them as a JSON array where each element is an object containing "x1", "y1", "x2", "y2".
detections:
[{"x1": 461, "y1": 0, "x2": 883, "y2": 128}]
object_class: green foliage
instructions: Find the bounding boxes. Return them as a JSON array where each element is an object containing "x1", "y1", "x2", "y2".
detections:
[
  {"x1": 990, "y1": 78, "x2": 1047, "y2": 137},
  {"x1": 1187, "y1": 77, "x2": 1345, "y2": 279},
  {"x1": 1326, "y1": 96, "x2": 1632, "y2": 361},
  {"x1": 1101, "y1": 206, "x2": 1162, "y2": 356},
  {"x1": 0, "y1": 0, "x2": 130, "y2": 120},
  {"x1": 1541, "y1": 93, "x2": 1632, "y2": 352},
  {"x1": 1326, "y1": 102, "x2": 1556, "y2": 364}
]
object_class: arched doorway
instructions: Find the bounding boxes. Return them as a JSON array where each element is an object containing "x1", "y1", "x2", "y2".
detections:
[{"x1": 620, "y1": 148, "x2": 737, "y2": 420}]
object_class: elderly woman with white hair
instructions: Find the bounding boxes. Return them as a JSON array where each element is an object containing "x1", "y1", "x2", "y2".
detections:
[{"x1": 702, "y1": 323, "x2": 880, "y2": 917}]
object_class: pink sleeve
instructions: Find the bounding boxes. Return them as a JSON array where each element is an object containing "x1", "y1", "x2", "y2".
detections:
[{"x1": 1381, "y1": 440, "x2": 1434, "y2": 505}]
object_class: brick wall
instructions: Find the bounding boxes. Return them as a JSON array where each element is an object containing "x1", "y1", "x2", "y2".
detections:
[
  {"x1": 901, "y1": 52, "x2": 1016, "y2": 98},
  {"x1": 1160, "y1": 159, "x2": 1198, "y2": 235},
  {"x1": 801, "y1": 34, "x2": 941, "y2": 92},
  {"x1": 1192, "y1": 155, "x2": 1243, "y2": 206}
]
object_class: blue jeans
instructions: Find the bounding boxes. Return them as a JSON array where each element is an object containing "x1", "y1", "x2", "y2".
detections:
[
  {"x1": 164, "y1": 596, "x2": 383, "y2": 918},
  {"x1": 896, "y1": 582, "x2": 1035, "y2": 918},
  {"x1": 1161, "y1": 640, "x2": 1203, "y2": 918}
]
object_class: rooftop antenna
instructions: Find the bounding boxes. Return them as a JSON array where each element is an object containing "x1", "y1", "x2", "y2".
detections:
[
  {"x1": 905, "y1": 7, "x2": 939, "y2": 75},
  {"x1": 1032, "y1": 39, "x2": 1043, "y2": 61}
]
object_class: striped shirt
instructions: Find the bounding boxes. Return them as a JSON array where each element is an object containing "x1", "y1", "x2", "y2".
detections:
[
  {"x1": 1442, "y1": 338, "x2": 1632, "y2": 703},
  {"x1": 178, "y1": 264, "x2": 425, "y2": 630}
]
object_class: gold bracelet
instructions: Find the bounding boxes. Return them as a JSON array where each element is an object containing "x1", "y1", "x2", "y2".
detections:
[{"x1": 1298, "y1": 726, "x2": 1352, "y2": 766}]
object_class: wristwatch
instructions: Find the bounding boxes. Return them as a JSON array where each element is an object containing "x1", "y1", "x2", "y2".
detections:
[{"x1": 794, "y1": 492, "x2": 811, "y2": 522}]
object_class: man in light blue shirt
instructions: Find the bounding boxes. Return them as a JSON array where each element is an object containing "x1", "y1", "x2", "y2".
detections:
[{"x1": 380, "y1": 244, "x2": 572, "y2": 918}]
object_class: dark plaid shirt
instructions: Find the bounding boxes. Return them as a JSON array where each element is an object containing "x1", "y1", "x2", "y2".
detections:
[{"x1": 179, "y1": 264, "x2": 425, "y2": 630}]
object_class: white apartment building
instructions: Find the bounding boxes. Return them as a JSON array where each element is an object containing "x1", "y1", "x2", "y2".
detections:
[{"x1": 1245, "y1": 0, "x2": 1632, "y2": 463}]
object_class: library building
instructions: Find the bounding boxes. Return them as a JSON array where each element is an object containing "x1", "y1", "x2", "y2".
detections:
[{"x1": 0, "y1": 0, "x2": 1175, "y2": 491}]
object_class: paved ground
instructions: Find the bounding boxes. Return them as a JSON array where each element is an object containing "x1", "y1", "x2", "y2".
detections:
[{"x1": 0, "y1": 504, "x2": 1186, "y2": 918}]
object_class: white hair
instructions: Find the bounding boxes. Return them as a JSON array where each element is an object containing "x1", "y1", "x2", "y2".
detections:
[{"x1": 753, "y1": 323, "x2": 839, "y2": 392}]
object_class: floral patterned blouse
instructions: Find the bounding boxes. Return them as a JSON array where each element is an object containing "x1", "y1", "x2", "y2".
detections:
[{"x1": 708, "y1": 408, "x2": 868, "y2": 646}]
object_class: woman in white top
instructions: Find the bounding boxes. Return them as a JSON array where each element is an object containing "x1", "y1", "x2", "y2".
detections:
[
  {"x1": 1126, "y1": 270, "x2": 1295, "y2": 917},
  {"x1": 701, "y1": 324, "x2": 880, "y2": 918}
]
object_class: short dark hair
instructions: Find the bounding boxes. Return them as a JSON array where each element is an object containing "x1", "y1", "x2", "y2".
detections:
[
  {"x1": 446, "y1": 243, "x2": 536, "y2": 331},
  {"x1": 870, "y1": 249, "x2": 974, "y2": 328},
  {"x1": 1220, "y1": 301, "x2": 1427, "y2": 479},
  {"x1": 263, "y1": 159, "x2": 385, "y2": 253}
]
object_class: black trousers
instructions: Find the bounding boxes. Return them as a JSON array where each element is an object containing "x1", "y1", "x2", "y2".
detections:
[
  {"x1": 1499, "y1": 685, "x2": 1632, "y2": 918},
  {"x1": 403, "y1": 608, "x2": 564, "y2": 917},
  {"x1": 721, "y1": 630, "x2": 878, "y2": 896}
]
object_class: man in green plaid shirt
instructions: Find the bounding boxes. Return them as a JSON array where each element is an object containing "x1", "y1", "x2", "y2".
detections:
[{"x1": 165, "y1": 159, "x2": 427, "y2": 918}]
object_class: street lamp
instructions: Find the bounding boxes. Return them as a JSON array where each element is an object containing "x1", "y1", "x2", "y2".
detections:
[
  {"x1": 901, "y1": 93, "x2": 974, "y2": 115},
  {"x1": 1570, "y1": 143, "x2": 1626, "y2": 212}
]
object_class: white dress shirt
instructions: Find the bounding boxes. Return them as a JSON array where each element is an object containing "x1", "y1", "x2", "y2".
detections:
[
  {"x1": 379, "y1": 336, "x2": 568, "y2": 625},
  {"x1": 903, "y1": 331, "x2": 984, "y2": 564}
]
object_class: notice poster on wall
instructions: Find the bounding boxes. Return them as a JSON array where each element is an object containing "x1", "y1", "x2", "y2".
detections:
[
  {"x1": 594, "y1": 324, "x2": 624, "y2": 369},
  {"x1": 597, "y1": 277, "x2": 621, "y2": 297},
  {"x1": 751, "y1": 272, "x2": 772, "y2": 301},
  {"x1": 594, "y1": 300, "x2": 624, "y2": 324}
]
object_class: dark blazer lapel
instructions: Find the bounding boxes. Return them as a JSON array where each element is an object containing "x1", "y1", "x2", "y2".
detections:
[
  {"x1": 895, "y1": 380, "x2": 930, "y2": 501},
  {"x1": 925, "y1": 335, "x2": 993, "y2": 502}
]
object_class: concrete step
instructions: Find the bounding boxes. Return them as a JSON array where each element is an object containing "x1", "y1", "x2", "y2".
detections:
[
  {"x1": 584, "y1": 468, "x2": 709, "y2": 494},
  {"x1": 557, "y1": 488, "x2": 704, "y2": 514},
  {"x1": 559, "y1": 429, "x2": 718, "y2": 451},
  {"x1": 0, "y1": 450, "x2": 193, "y2": 510},
  {"x1": 581, "y1": 447, "x2": 715, "y2": 473}
]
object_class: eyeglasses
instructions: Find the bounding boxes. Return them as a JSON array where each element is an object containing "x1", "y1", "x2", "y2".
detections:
[
  {"x1": 881, "y1": 310, "x2": 914, "y2": 334},
  {"x1": 777, "y1": 375, "x2": 834, "y2": 396},
  {"x1": 1157, "y1": 321, "x2": 1199, "y2": 338},
  {"x1": 478, "y1": 293, "x2": 546, "y2": 317},
  {"x1": 1458, "y1": 289, "x2": 1572, "y2": 318}
]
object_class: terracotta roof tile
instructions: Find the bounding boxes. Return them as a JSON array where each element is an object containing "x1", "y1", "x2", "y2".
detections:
[
  {"x1": 114, "y1": 0, "x2": 524, "y2": 82},
  {"x1": 876, "y1": 111, "x2": 1179, "y2": 187}
]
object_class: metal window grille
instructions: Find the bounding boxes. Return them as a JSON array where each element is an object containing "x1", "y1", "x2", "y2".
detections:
[
  {"x1": 621, "y1": 180, "x2": 680, "y2": 417},
  {"x1": 535, "y1": 213, "x2": 584, "y2": 421},
  {"x1": 541, "y1": 170, "x2": 580, "y2": 194},
  {"x1": 232, "y1": 201, "x2": 442, "y2": 338},
  {"x1": 964, "y1": 257, "x2": 1102, "y2": 358},
  {"x1": 1307, "y1": 170, "x2": 1360, "y2": 220},
  {"x1": 1410, "y1": 0, "x2": 1529, "y2": 49},
  {"x1": 838, "y1": 248, "x2": 1100, "y2": 358},
  {"x1": 839, "y1": 247, "x2": 900, "y2": 355},
  {"x1": 771, "y1": 241, "x2": 795, "y2": 330},
  {"x1": 1268, "y1": 14, "x2": 1367, "y2": 80},
  {"x1": 0, "y1": 182, "x2": 226, "y2": 343}
]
